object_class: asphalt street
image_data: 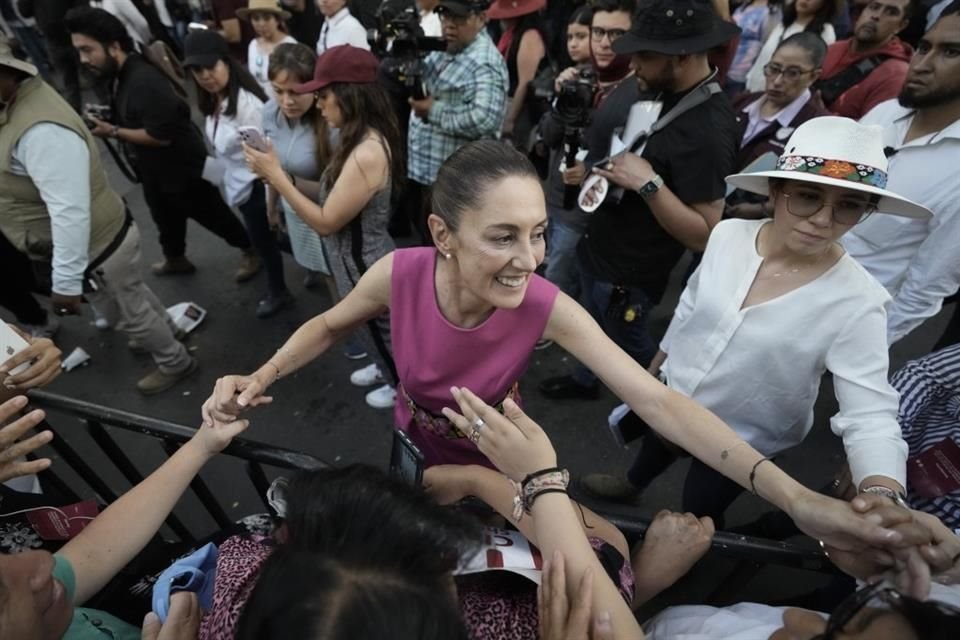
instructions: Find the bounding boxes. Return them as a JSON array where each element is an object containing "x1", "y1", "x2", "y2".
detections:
[{"x1": 6, "y1": 138, "x2": 953, "y2": 609}]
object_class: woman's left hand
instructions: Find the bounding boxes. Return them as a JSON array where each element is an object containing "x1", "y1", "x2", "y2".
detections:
[
  {"x1": 441, "y1": 386, "x2": 557, "y2": 482},
  {"x1": 0, "y1": 325, "x2": 62, "y2": 390},
  {"x1": 243, "y1": 139, "x2": 283, "y2": 184}
]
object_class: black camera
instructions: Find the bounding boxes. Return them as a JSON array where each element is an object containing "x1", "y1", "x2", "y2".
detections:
[
  {"x1": 84, "y1": 103, "x2": 112, "y2": 122},
  {"x1": 369, "y1": 0, "x2": 446, "y2": 100}
]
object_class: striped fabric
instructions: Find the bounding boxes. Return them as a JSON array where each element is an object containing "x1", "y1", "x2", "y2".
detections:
[{"x1": 892, "y1": 343, "x2": 960, "y2": 529}]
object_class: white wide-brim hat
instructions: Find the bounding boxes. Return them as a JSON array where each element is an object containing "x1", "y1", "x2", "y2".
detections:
[
  {"x1": 0, "y1": 38, "x2": 38, "y2": 78},
  {"x1": 726, "y1": 116, "x2": 931, "y2": 219}
]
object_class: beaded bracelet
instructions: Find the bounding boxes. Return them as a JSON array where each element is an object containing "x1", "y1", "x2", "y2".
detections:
[{"x1": 511, "y1": 468, "x2": 570, "y2": 521}]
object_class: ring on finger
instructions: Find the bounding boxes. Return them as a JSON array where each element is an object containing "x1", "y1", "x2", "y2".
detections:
[{"x1": 469, "y1": 417, "x2": 485, "y2": 444}]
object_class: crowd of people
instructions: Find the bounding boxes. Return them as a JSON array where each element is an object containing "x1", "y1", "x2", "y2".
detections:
[{"x1": 1, "y1": 0, "x2": 960, "y2": 638}]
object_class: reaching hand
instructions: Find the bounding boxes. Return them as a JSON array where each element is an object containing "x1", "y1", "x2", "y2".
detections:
[
  {"x1": 539, "y1": 551, "x2": 613, "y2": 640},
  {"x1": 191, "y1": 416, "x2": 250, "y2": 458},
  {"x1": 0, "y1": 325, "x2": 62, "y2": 390},
  {"x1": 441, "y1": 386, "x2": 557, "y2": 482},
  {"x1": 788, "y1": 491, "x2": 906, "y2": 560},
  {"x1": 632, "y1": 510, "x2": 714, "y2": 604},
  {"x1": 0, "y1": 396, "x2": 53, "y2": 483},
  {"x1": 422, "y1": 464, "x2": 479, "y2": 506},
  {"x1": 200, "y1": 374, "x2": 273, "y2": 426},
  {"x1": 911, "y1": 510, "x2": 960, "y2": 586},
  {"x1": 141, "y1": 592, "x2": 201, "y2": 640}
]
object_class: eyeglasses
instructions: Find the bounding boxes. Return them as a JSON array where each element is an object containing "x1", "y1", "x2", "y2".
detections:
[
  {"x1": 779, "y1": 188, "x2": 876, "y2": 226},
  {"x1": 813, "y1": 582, "x2": 960, "y2": 640},
  {"x1": 763, "y1": 62, "x2": 817, "y2": 81},
  {"x1": 590, "y1": 27, "x2": 627, "y2": 43}
]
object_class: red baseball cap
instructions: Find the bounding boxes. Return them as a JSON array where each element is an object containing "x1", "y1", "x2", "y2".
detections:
[{"x1": 293, "y1": 45, "x2": 379, "y2": 94}]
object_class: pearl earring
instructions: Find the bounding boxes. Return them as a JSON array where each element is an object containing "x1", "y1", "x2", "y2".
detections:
[{"x1": 445, "y1": 253, "x2": 452, "y2": 260}]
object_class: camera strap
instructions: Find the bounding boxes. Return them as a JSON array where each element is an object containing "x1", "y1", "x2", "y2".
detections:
[{"x1": 624, "y1": 80, "x2": 722, "y2": 154}]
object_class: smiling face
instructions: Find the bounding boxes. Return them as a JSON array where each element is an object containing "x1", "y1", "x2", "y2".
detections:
[
  {"x1": 190, "y1": 59, "x2": 230, "y2": 95},
  {"x1": 432, "y1": 175, "x2": 547, "y2": 314},
  {"x1": 0, "y1": 551, "x2": 73, "y2": 640},
  {"x1": 768, "y1": 180, "x2": 873, "y2": 256},
  {"x1": 273, "y1": 69, "x2": 315, "y2": 119}
]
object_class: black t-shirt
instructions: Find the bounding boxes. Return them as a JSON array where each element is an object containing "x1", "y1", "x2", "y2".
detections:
[
  {"x1": 114, "y1": 54, "x2": 207, "y2": 190},
  {"x1": 578, "y1": 82, "x2": 738, "y2": 300},
  {"x1": 283, "y1": 0, "x2": 322, "y2": 46}
]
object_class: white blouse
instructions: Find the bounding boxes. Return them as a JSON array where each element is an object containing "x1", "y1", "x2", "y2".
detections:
[
  {"x1": 203, "y1": 88, "x2": 265, "y2": 207},
  {"x1": 660, "y1": 219, "x2": 905, "y2": 487}
]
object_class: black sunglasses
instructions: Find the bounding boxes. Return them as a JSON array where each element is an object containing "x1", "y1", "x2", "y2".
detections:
[{"x1": 814, "y1": 582, "x2": 960, "y2": 640}]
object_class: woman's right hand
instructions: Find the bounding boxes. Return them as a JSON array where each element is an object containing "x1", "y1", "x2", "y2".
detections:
[
  {"x1": 554, "y1": 66, "x2": 580, "y2": 94},
  {"x1": 442, "y1": 386, "x2": 557, "y2": 483},
  {"x1": 201, "y1": 374, "x2": 273, "y2": 426}
]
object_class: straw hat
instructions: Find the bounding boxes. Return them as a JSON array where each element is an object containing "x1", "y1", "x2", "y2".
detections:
[
  {"x1": 0, "y1": 37, "x2": 37, "y2": 77},
  {"x1": 726, "y1": 116, "x2": 931, "y2": 219},
  {"x1": 236, "y1": 0, "x2": 291, "y2": 21}
]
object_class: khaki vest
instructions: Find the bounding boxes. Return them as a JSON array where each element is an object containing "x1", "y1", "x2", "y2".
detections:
[{"x1": 0, "y1": 77, "x2": 125, "y2": 263}]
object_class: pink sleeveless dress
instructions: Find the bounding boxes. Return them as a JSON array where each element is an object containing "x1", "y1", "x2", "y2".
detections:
[{"x1": 390, "y1": 248, "x2": 559, "y2": 467}]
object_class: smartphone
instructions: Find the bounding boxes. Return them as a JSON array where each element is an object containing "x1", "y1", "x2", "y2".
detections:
[
  {"x1": 238, "y1": 126, "x2": 268, "y2": 153},
  {"x1": 389, "y1": 429, "x2": 425, "y2": 487},
  {"x1": 0, "y1": 323, "x2": 31, "y2": 376}
]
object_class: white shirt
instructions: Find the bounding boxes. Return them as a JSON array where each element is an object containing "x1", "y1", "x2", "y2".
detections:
[
  {"x1": 660, "y1": 219, "x2": 906, "y2": 487},
  {"x1": 91, "y1": 0, "x2": 152, "y2": 45},
  {"x1": 420, "y1": 9, "x2": 442, "y2": 38},
  {"x1": 247, "y1": 35, "x2": 297, "y2": 97},
  {"x1": 9, "y1": 123, "x2": 91, "y2": 296},
  {"x1": 153, "y1": 0, "x2": 173, "y2": 28},
  {"x1": 744, "y1": 21, "x2": 836, "y2": 93},
  {"x1": 204, "y1": 88, "x2": 265, "y2": 207},
  {"x1": 316, "y1": 8, "x2": 370, "y2": 55},
  {"x1": 843, "y1": 100, "x2": 960, "y2": 344},
  {"x1": 928, "y1": 0, "x2": 953, "y2": 30}
]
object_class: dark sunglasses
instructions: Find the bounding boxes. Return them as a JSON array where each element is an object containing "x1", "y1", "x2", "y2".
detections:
[{"x1": 814, "y1": 582, "x2": 960, "y2": 640}]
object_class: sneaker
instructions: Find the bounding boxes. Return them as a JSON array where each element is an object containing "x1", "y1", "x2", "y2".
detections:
[
  {"x1": 534, "y1": 338, "x2": 554, "y2": 350},
  {"x1": 151, "y1": 256, "x2": 196, "y2": 276},
  {"x1": 235, "y1": 251, "x2": 262, "y2": 283},
  {"x1": 578, "y1": 474, "x2": 641, "y2": 503},
  {"x1": 350, "y1": 363, "x2": 384, "y2": 387},
  {"x1": 365, "y1": 384, "x2": 396, "y2": 409},
  {"x1": 23, "y1": 316, "x2": 60, "y2": 339},
  {"x1": 136, "y1": 357, "x2": 198, "y2": 395},
  {"x1": 343, "y1": 338, "x2": 367, "y2": 360},
  {"x1": 255, "y1": 291, "x2": 294, "y2": 318}
]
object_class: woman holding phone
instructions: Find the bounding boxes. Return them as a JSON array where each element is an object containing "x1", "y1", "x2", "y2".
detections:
[
  {"x1": 242, "y1": 44, "x2": 402, "y2": 409},
  {"x1": 203, "y1": 139, "x2": 922, "y2": 567},
  {"x1": 183, "y1": 30, "x2": 293, "y2": 319}
]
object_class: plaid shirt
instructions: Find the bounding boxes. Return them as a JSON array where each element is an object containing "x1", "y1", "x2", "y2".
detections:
[{"x1": 407, "y1": 32, "x2": 508, "y2": 184}]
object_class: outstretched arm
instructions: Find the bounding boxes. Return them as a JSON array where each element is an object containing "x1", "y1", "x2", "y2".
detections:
[{"x1": 59, "y1": 418, "x2": 250, "y2": 605}]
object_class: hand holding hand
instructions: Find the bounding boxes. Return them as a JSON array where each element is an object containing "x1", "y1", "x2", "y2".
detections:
[
  {"x1": 539, "y1": 551, "x2": 613, "y2": 640},
  {"x1": 141, "y1": 592, "x2": 201, "y2": 640},
  {"x1": 591, "y1": 154, "x2": 657, "y2": 193},
  {"x1": 243, "y1": 139, "x2": 283, "y2": 184},
  {"x1": 441, "y1": 386, "x2": 557, "y2": 482},
  {"x1": 788, "y1": 490, "x2": 904, "y2": 557},
  {"x1": 0, "y1": 396, "x2": 53, "y2": 483},
  {"x1": 0, "y1": 325, "x2": 62, "y2": 390},
  {"x1": 911, "y1": 510, "x2": 960, "y2": 585},
  {"x1": 191, "y1": 416, "x2": 250, "y2": 458},
  {"x1": 200, "y1": 374, "x2": 273, "y2": 426}
]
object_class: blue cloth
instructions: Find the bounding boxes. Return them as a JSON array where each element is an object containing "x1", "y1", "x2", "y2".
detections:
[
  {"x1": 152, "y1": 542, "x2": 218, "y2": 623},
  {"x1": 571, "y1": 269, "x2": 657, "y2": 388},
  {"x1": 545, "y1": 213, "x2": 584, "y2": 300}
]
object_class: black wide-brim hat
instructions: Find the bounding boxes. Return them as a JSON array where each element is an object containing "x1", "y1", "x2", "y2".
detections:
[{"x1": 613, "y1": 0, "x2": 741, "y2": 56}]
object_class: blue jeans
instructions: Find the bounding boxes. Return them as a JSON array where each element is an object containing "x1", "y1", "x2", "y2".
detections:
[
  {"x1": 571, "y1": 269, "x2": 658, "y2": 388},
  {"x1": 545, "y1": 214, "x2": 583, "y2": 300}
]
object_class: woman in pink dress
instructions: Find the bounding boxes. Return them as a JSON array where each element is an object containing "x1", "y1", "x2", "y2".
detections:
[{"x1": 201, "y1": 140, "x2": 915, "y2": 557}]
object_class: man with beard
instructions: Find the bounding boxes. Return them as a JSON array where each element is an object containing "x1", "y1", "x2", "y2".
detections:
[
  {"x1": 539, "y1": 0, "x2": 740, "y2": 409},
  {"x1": 405, "y1": 0, "x2": 507, "y2": 242},
  {"x1": 842, "y1": 3, "x2": 960, "y2": 344},
  {"x1": 0, "y1": 37, "x2": 197, "y2": 394},
  {"x1": 816, "y1": 0, "x2": 914, "y2": 119},
  {"x1": 64, "y1": 7, "x2": 260, "y2": 280}
]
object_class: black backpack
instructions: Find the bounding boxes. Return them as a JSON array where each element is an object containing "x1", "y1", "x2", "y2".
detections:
[{"x1": 814, "y1": 55, "x2": 890, "y2": 107}]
